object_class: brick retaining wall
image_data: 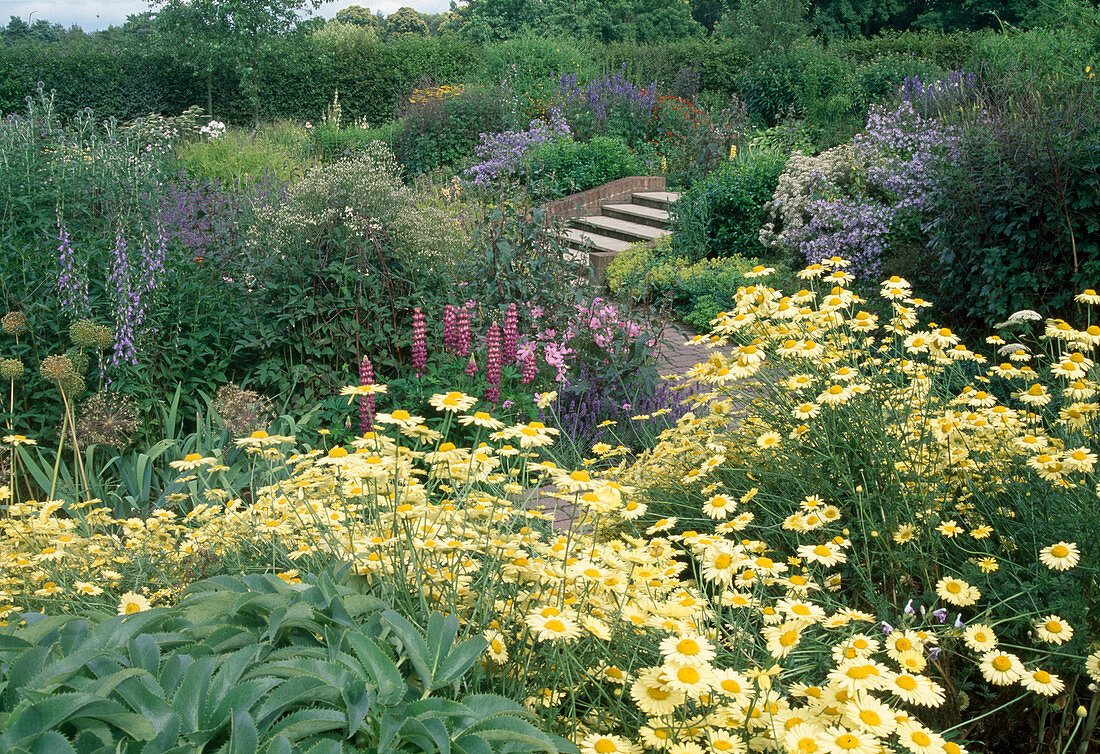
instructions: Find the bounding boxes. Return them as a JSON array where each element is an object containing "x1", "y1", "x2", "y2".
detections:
[{"x1": 541, "y1": 176, "x2": 666, "y2": 220}]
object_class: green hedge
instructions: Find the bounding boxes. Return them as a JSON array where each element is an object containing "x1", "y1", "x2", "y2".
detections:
[{"x1": 0, "y1": 36, "x2": 481, "y2": 126}]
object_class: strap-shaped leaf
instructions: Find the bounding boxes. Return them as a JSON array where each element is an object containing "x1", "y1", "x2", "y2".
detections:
[
  {"x1": 342, "y1": 631, "x2": 404, "y2": 705},
  {"x1": 158, "y1": 653, "x2": 194, "y2": 698},
  {"x1": 128, "y1": 635, "x2": 161, "y2": 676},
  {"x1": 462, "y1": 716, "x2": 559, "y2": 752},
  {"x1": 451, "y1": 733, "x2": 494, "y2": 754},
  {"x1": 254, "y1": 677, "x2": 336, "y2": 732},
  {"x1": 264, "y1": 708, "x2": 347, "y2": 742},
  {"x1": 258, "y1": 657, "x2": 354, "y2": 688},
  {"x1": 433, "y1": 636, "x2": 488, "y2": 690},
  {"x1": 27, "y1": 647, "x2": 122, "y2": 693},
  {"x1": 171, "y1": 656, "x2": 215, "y2": 733},
  {"x1": 228, "y1": 708, "x2": 258, "y2": 754},
  {"x1": 300, "y1": 739, "x2": 344, "y2": 754},
  {"x1": 405, "y1": 698, "x2": 473, "y2": 722},
  {"x1": 459, "y1": 695, "x2": 533, "y2": 721},
  {"x1": 204, "y1": 646, "x2": 261, "y2": 721},
  {"x1": 392, "y1": 717, "x2": 438, "y2": 754},
  {"x1": 17, "y1": 730, "x2": 78, "y2": 754},
  {"x1": 5, "y1": 647, "x2": 51, "y2": 706},
  {"x1": 340, "y1": 677, "x2": 374, "y2": 738},
  {"x1": 378, "y1": 612, "x2": 431, "y2": 691},
  {"x1": 259, "y1": 734, "x2": 293, "y2": 754},
  {"x1": 69, "y1": 710, "x2": 157, "y2": 741},
  {"x1": 203, "y1": 677, "x2": 281, "y2": 732},
  {"x1": 414, "y1": 716, "x2": 453, "y2": 754}
]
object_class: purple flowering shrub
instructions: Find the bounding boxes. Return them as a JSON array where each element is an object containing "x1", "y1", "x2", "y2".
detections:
[
  {"x1": 898, "y1": 70, "x2": 978, "y2": 120},
  {"x1": 158, "y1": 172, "x2": 285, "y2": 270},
  {"x1": 464, "y1": 111, "x2": 571, "y2": 186},
  {"x1": 760, "y1": 99, "x2": 960, "y2": 280},
  {"x1": 539, "y1": 364, "x2": 690, "y2": 463},
  {"x1": 555, "y1": 68, "x2": 658, "y2": 145}
]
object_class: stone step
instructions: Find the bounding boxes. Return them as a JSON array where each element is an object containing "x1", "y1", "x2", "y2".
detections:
[
  {"x1": 631, "y1": 191, "x2": 681, "y2": 212},
  {"x1": 571, "y1": 215, "x2": 671, "y2": 244},
  {"x1": 601, "y1": 202, "x2": 672, "y2": 229},
  {"x1": 557, "y1": 227, "x2": 633, "y2": 254}
]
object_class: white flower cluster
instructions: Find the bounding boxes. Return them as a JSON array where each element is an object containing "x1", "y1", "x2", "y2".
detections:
[
  {"x1": 200, "y1": 120, "x2": 227, "y2": 140},
  {"x1": 758, "y1": 144, "x2": 860, "y2": 254}
]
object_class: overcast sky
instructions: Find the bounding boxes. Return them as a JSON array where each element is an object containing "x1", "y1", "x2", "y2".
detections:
[{"x1": 3, "y1": 0, "x2": 453, "y2": 32}]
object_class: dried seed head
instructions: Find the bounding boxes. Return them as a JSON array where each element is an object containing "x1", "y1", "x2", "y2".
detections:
[
  {"x1": 1, "y1": 312, "x2": 28, "y2": 336},
  {"x1": 92, "y1": 324, "x2": 114, "y2": 351},
  {"x1": 0, "y1": 358, "x2": 24, "y2": 380},
  {"x1": 64, "y1": 347, "x2": 90, "y2": 376},
  {"x1": 70, "y1": 319, "x2": 101, "y2": 349},
  {"x1": 40, "y1": 354, "x2": 76, "y2": 383}
]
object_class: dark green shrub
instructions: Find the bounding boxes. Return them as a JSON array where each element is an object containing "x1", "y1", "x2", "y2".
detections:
[
  {"x1": 924, "y1": 70, "x2": 1100, "y2": 327},
  {"x1": 389, "y1": 85, "x2": 504, "y2": 174},
  {"x1": 526, "y1": 136, "x2": 646, "y2": 198},
  {"x1": 737, "y1": 53, "x2": 798, "y2": 126},
  {"x1": 851, "y1": 52, "x2": 947, "y2": 117},
  {"x1": 672, "y1": 148, "x2": 788, "y2": 260}
]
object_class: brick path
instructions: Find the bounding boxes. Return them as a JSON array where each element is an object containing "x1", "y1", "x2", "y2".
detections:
[{"x1": 525, "y1": 318, "x2": 722, "y2": 530}]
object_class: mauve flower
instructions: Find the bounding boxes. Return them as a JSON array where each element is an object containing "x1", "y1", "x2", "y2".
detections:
[
  {"x1": 358, "y1": 356, "x2": 375, "y2": 433},
  {"x1": 411, "y1": 307, "x2": 427, "y2": 377}
]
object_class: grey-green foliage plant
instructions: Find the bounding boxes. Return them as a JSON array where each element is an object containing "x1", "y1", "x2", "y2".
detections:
[{"x1": 0, "y1": 571, "x2": 574, "y2": 754}]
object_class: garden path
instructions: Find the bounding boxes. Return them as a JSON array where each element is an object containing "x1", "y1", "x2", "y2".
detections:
[{"x1": 527, "y1": 318, "x2": 744, "y2": 531}]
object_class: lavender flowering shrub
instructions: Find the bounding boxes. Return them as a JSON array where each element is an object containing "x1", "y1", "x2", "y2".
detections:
[
  {"x1": 555, "y1": 68, "x2": 658, "y2": 145},
  {"x1": 898, "y1": 70, "x2": 978, "y2": 119},
  {"x1": 760, "y1": 100, "x2": 960, "y2": 279},
  {"x1": 541, "y1": 365, "x2": 689, "y2": 464},
  {"x1": 464, "y1": 111, "x2": 571, "y2": 186}
]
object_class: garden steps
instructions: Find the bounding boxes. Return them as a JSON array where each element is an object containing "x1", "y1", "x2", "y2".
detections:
[
  {"x1": 599, "y1": 202, "x2": 671, "y2": 228},
  {"x1": 570, "y1": 214, "x2": 670, "y2": 244},
  {"x1": 630, "y1": 191, "x2": 680, "y2": 212},
  {"x1": 550, "y1": 185, "x2": 681, "y2": 280}
]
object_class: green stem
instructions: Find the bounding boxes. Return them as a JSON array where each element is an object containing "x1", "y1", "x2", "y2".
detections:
[{"x1": 49, "y1": 408, "x2": 68, "y2": 502}]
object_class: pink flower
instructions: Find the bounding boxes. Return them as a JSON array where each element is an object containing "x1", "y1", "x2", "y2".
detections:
[
  {"x1": 465, "y1": 355, "x2": 478, "y2": 377},
  {"x1": 485, "y1": 322, "x2": 502, "y2": 403},
  {"x1": 456, "y1": 305, "x2": 471, "y2": 357},
  {"x1": 443, "y1": 305, "x2": 457, "y2": 355},
  {"x1": 502, "y1": 303, "x2": 518, "y2": 365},
  {"x1": 411, "y1": 306, "x2": 427, "y2": 377},
  {"x1": 543, "y1": 342, "x2": 573, "y2": 383},
  {"x1": 521, "y1": 352, "x2": 538, "y2": 384},
  {"x1": 358, "y1": 355, "x2": 375, "y2": 433}
]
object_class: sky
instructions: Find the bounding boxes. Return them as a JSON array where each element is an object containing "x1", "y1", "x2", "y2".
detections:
[{"x1": 2, "y1": 0, "x2": 453, "y2": 32}]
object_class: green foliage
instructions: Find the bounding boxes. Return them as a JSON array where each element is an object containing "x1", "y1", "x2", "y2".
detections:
[
  {"x1": 178, "y1": 126, "x2": 317, "y2": 184},
  {"x1": 0, "y1": 572, "x2": 570, "y2": 753},
  {"x1": 673, "y1": 148, "x2": 788, "y2": 260},
  {"x1": 925, "y1": 70, "x2": 1100, "y2": 327},
  {"x1": 385, "y1": 7, "x2": 430, "y2": 38},
  {"x1": 310, "y1": 20, "x2": 379, "y2": 57},
  {"x1": 606, "y1": 239, "x2": 773, "y2": 330},
  {"x1": 715, "y1": 0, "x2": 810, "y2": 58},
  {"x1": 526, "y1": 136, "x2": 647, "y2": 198},
  {"x1": 334, "y1": 5, "x2": 378, "y2": 27},
  {"x1": 390, "y1": 85, "x2": 505, "y2": 175},
  {"x1": 479, "y1": 35, "x2": 595, "y2": 125},
  {"x1": 310, "y1": 122, "x2": 391, "y2": 162}
]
